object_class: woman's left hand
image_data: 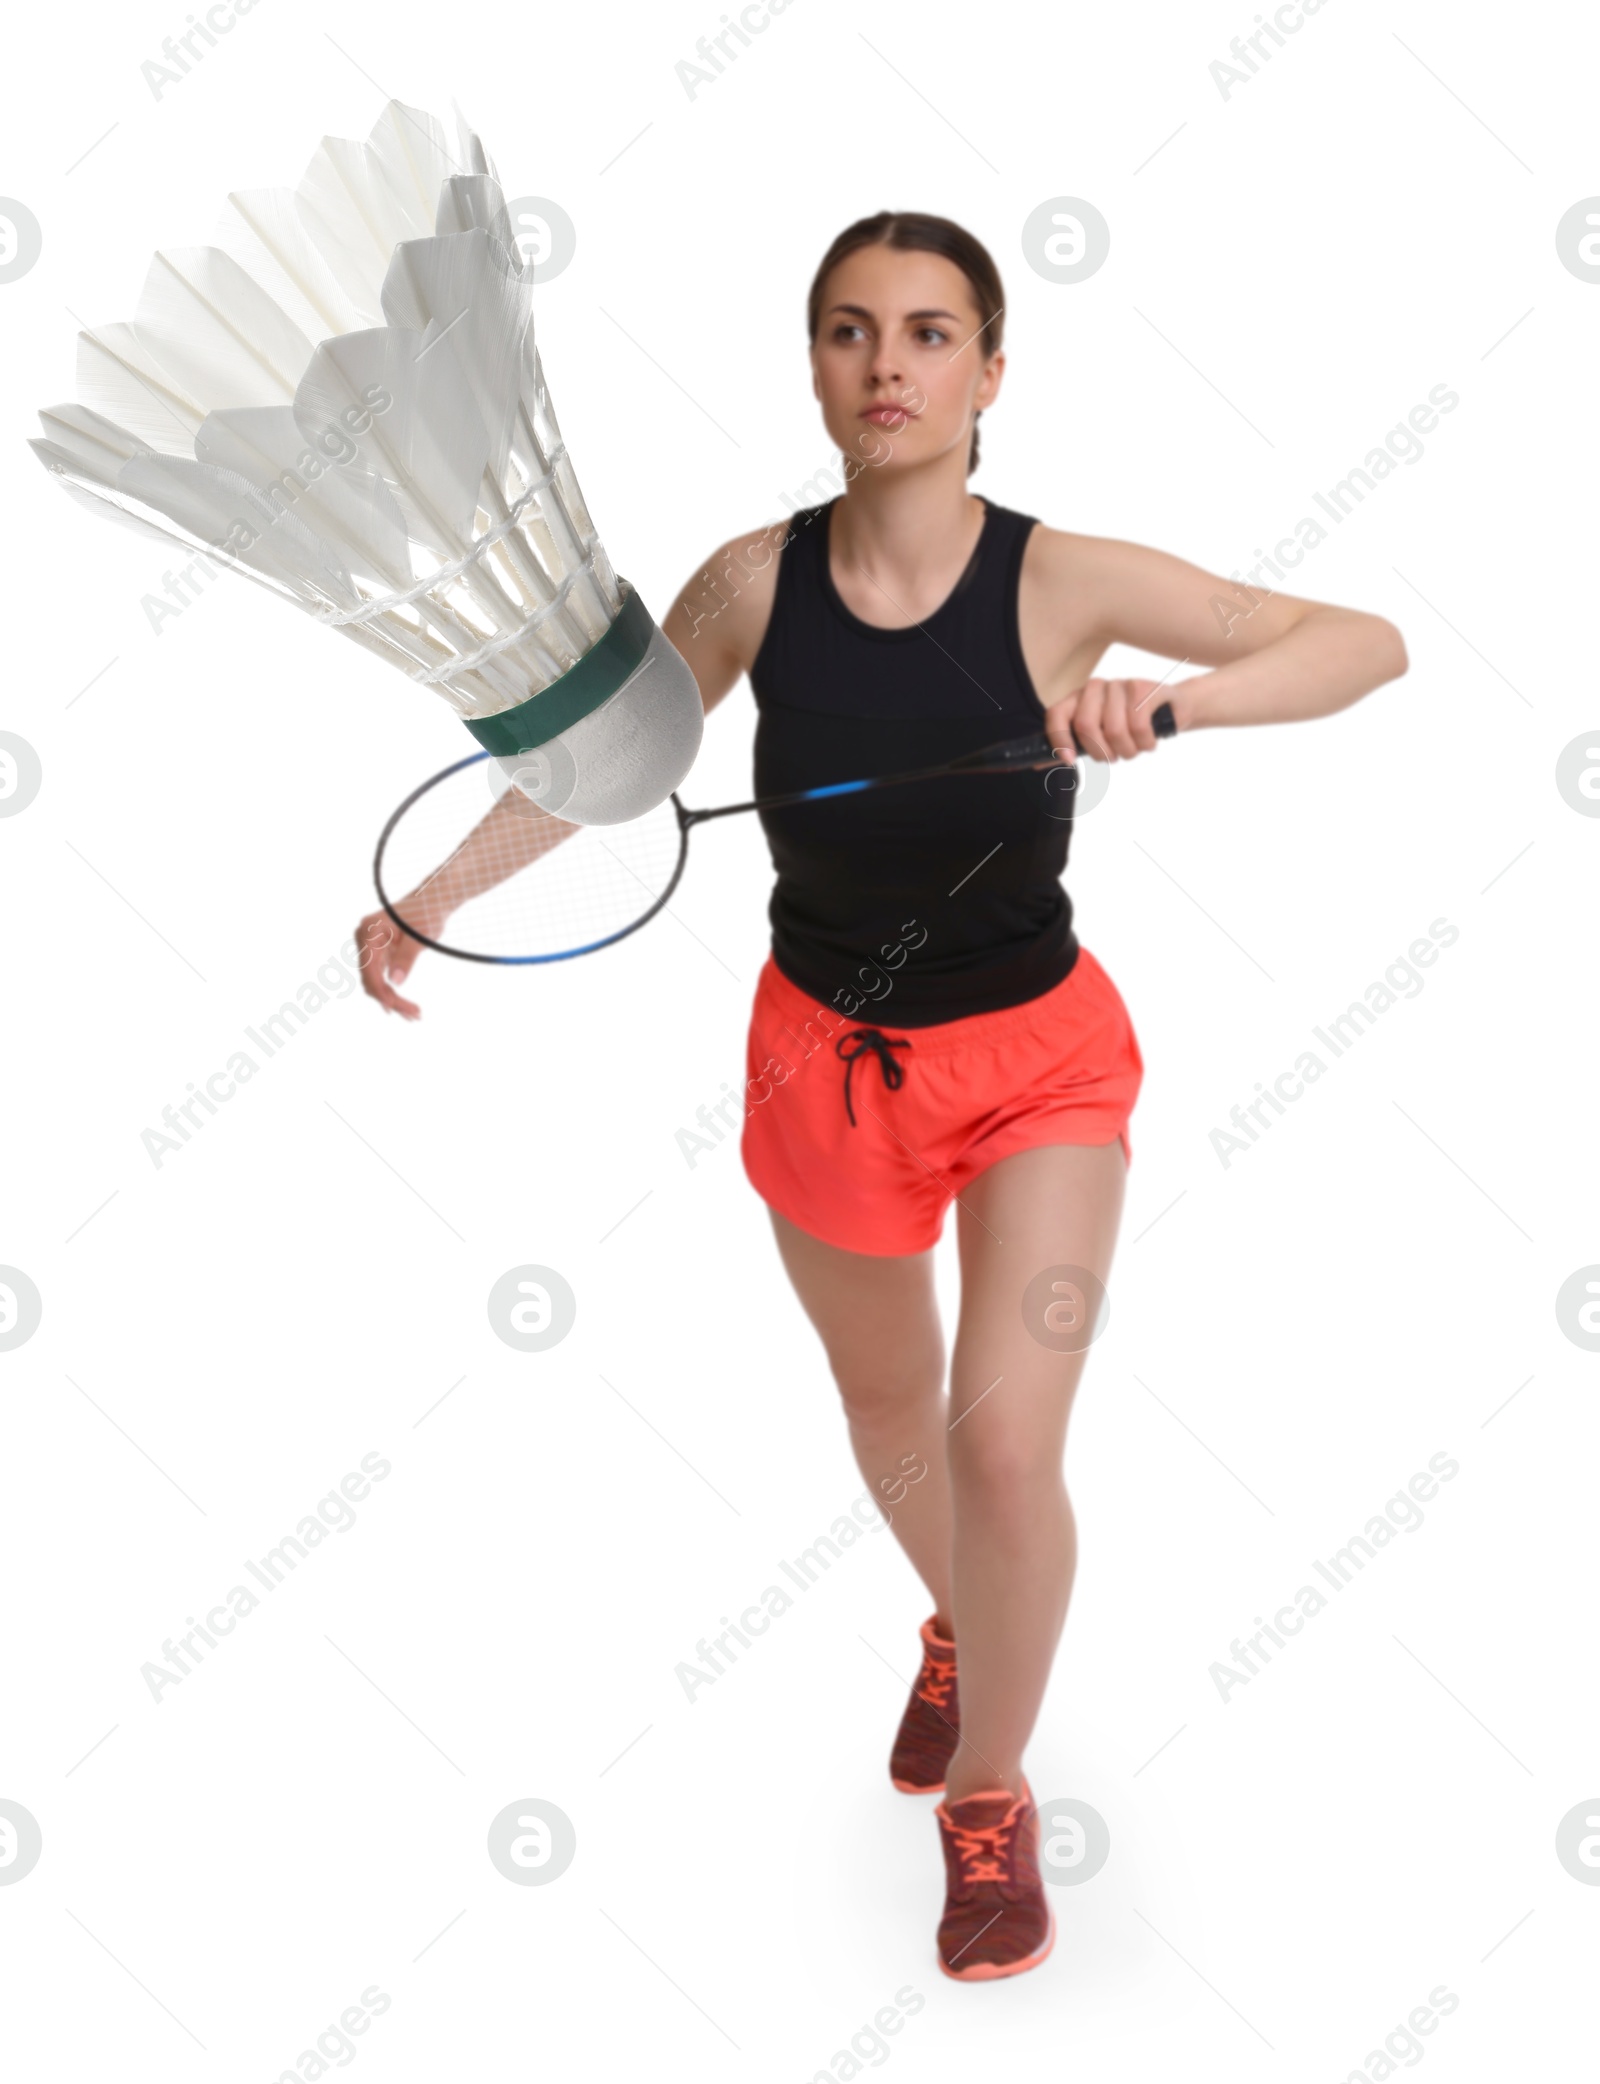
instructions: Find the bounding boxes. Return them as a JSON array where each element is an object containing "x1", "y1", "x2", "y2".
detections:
[{"x1": 1045, "y1": 676, "x2": 1196, "y2": 763}]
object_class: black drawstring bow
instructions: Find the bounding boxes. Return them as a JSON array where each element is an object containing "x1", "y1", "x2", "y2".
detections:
[{"x1": 835, "y1": 1027, "x2": 912, "y2": 1127}]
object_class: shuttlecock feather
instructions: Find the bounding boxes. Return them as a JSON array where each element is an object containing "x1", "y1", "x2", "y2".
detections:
[{"x1": 30, "y1": 99, "x2": 703, "y2": 823}]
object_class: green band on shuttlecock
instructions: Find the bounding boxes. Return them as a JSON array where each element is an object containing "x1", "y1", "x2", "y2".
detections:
[{"x1": 461, "y1": 581, "x2": 653, "y2": 758}]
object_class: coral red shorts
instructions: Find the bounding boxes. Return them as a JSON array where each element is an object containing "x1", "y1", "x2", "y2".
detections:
[{"x1": 740, "y1": 947, "x2": 1143, "y2": 1257}]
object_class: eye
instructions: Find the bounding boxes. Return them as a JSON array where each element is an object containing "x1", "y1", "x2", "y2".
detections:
[
  {"x1": 831, "y1": 321, "x2": 867, "y2": 343},
  {"x1": 915, "y1": 325, "x2": 950, "y2": 346}
]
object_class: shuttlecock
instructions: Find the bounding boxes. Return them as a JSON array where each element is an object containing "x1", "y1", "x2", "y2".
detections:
[{"x1": 29, "y1": 100, "x2": 702, "y2": 825}]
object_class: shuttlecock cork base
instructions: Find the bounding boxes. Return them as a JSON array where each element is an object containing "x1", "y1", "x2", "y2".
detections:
[
  {"x1": 30, "y1": 100, "x2": 702, "y2": 826},
  {"x1": 465, "y1": 579, "x2": 704, "y2": 825}
]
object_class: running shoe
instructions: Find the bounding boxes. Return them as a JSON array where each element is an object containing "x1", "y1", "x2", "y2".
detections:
[
  {"x1": 933, "y1": 1779, "x2": 1054, "y2": 1981},
  {"x1": 890, "y1": 1615, "x2": 960, "y2": 1793}
]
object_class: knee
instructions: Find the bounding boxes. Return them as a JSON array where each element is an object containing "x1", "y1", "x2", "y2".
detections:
[
  {"x1": 948, "y1": 1426, "x2": 1065, "y2": 1506},
  {"x1": 831, "y1": 1359, "x2": 941, "y2": 1436}
]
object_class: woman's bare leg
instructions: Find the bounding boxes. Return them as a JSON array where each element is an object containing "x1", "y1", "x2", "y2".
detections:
[
  {"x1": 941, "y1": 1139, "x2": 1127, "y2": 1804},
  {"x1": 767, "y1": 1210, "x2": 954, "y2": 1627}
]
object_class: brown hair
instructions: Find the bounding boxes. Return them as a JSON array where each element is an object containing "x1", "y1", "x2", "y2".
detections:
[{"x1": 805, "y1": 212, "x2": 1004, "y2": 475}]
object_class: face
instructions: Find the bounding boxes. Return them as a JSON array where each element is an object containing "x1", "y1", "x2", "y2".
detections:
[{"x1": 811, "y1": 243, "x2": 1003, "y2": 472}]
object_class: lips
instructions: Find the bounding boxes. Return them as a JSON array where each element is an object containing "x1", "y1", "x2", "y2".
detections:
[{"x1": 862, "y1": 403, "x2": 918, "y2": 425}]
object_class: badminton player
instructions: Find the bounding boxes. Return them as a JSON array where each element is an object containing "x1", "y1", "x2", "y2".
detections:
[{"x1": 357, "y1": 212, "x2": 1407, "y2": 1980}]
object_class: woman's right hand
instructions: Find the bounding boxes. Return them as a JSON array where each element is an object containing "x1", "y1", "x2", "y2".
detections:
[
  {"x1": 355, "y1": 898, "x2": 447, "y2": 1019},
  {"x1": 1046, "y1": 678, "x2": 1174, "y2": 765}
]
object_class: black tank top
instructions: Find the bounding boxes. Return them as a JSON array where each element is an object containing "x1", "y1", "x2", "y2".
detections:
[{"x1": 749, "y1": 494, "x2": 1078, "y2": 1023}]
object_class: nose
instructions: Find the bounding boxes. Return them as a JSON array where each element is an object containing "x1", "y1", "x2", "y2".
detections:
[{"x1": 867, "y1": 341, "x2": 906, "y2": 389}]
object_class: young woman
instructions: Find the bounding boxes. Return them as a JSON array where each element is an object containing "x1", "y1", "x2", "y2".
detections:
[{"x1": 357, "y1": 212, "x2": 1407, "y2": 1981}]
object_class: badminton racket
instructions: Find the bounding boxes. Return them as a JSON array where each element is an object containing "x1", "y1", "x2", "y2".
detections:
[{"x1": 373, "y1": 699, "x2": 1177, "y2": 965}]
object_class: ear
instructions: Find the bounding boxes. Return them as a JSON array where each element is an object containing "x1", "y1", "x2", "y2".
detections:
[{"x1": 975, "y1": 348, "x2": 1006, "y2": 410}]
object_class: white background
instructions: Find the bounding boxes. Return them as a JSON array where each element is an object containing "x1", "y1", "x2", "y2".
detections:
[{"x1": 3, "y1": 0, "x2": 1597, "y2": 2077}]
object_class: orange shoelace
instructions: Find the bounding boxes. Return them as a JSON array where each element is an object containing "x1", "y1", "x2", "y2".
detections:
[
  {"x1": 917, "y1": 1655, "x2": 955, "y2": 1712},
  {"x1": 952, "y1": 1813, "x2": 1016, "y2": 1886}
]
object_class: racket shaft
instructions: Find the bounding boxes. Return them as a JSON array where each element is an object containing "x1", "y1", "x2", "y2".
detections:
[{"x1": 692, "y1": 699, "x2": 1176, "y2": 823}]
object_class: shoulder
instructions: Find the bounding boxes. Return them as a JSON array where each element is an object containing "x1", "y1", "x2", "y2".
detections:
[
  {"x1": 664, "y1": 511, "x2": 813, "y2": 681},
  {"x1": 1019, "y1": 521, "x2": 1195, "y2": 637},
  {"x1": 1019, "y1": 520, "x2": 1134, "y2": 594},
  {"x1": 1021, "y1": 519, "x2": 1254, "y2": 609}
]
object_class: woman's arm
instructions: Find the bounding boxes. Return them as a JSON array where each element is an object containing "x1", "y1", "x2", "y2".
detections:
[
  {"x1": 402, "y1": 787, "x2": 576, "y2": 916},
  {"x1": 355, "y1": 787, "x2": 578, "y2": 1018},
  {"x1": 1029, "y1": 530, "x2": 1408, "y2": 759}
]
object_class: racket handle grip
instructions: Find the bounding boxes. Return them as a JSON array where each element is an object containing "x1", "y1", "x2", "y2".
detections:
[{"x1": 1068, "y1": 697, "x2": 1176, "y2": 758}]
